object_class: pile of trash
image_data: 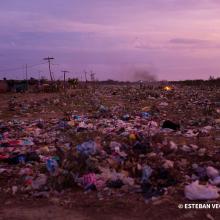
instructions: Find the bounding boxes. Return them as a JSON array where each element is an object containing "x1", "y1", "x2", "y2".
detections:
[{"x1": 0, "y1": 84, "x2": 220, "y2": 203}]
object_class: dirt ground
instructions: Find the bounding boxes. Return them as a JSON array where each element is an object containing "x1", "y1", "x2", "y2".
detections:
[
  {"x1": 1, "y1": 192, "x2": 219, "y2": 220},
  {"x1": 0, "y1": 85, "x2": 220, "y2": 220}
]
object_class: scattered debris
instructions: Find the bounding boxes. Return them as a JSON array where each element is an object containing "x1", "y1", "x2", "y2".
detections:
[
  {"x1": 185, "y1": 181, "x2": 220, "y2": 200},
  {"x1": 0, "y1": 83, "x2": 220, "y2": 205}
]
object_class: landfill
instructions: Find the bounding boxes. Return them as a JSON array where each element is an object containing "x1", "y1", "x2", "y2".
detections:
[{"x1": 0, "y1": 83, "x2": 220, "y2": 209}]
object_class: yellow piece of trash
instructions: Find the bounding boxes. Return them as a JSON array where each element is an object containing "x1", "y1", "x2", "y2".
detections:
[{"x1": 129, "y1": 133, "x2": 136, "y2": 141}]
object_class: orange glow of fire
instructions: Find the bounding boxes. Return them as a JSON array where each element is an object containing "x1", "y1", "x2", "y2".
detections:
[{"x1": 164, "y1": 86, "x2": 172, "y2": 91}]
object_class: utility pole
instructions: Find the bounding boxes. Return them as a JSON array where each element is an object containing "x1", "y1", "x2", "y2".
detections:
[
  {"x1": 84, "y1": 71, "x2": 88, "y2": 82},
  {"x1": 25, "y1": 64, "x2": 28, "y2": 91},
  {"x1": 43, "y1": 57, "x2": 54, "y2": 81},
  {"x1": 90, "y1": 70, "x2": 96, "y2": 81},
  {"x1": 62, "y1": 70, "x2": 69, "y2": 93}
]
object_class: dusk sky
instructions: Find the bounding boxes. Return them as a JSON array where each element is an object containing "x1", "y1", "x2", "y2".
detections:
[{"x1": 0, "y1": 0, "x2": 220, "y2": 81}]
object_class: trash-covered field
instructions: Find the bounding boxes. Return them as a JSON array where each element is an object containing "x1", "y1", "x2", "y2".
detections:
[{"x1": 0, "y1": 83, "x2": 220, "y2": 220}]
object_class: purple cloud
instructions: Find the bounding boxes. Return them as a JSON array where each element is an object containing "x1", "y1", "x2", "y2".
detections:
[
  {"x1": 169, "y1": 38, "x2": 208, "y2": 45},
  {"x1": 0, "y1": 0, "x2": 220, "y2": 80}
]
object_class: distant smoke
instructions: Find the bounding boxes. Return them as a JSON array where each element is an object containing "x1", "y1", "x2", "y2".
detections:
[
  {"x1": 132, "y1": 68, "x2": 157, "y2": 81},
  {"x1": 118, "y1": 65, "x2": 157, "y2": 82},
  {"x1": 114, "y1": 64, "x2": 157, "y2": 82}
]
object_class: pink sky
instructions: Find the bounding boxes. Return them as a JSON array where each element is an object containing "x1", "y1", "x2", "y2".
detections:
[{"x1": 0, "y1": 0, "x2": 220, "y2": 80}]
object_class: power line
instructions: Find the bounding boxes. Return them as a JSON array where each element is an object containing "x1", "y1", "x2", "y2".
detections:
[
  {"x1": 29, "y1": 62, "x2": 47, "y2": 68},
  {"x1": 0, "y1": 62, "x2": 47, "y2": 73}
]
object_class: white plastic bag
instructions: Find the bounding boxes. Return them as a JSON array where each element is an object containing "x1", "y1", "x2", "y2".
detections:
[
  {"x1": 210, "y1": 176, "x2": 220, "y2": 186},
  {"x1": 206, "y1": 166, "x2": 219, "y2": 179},
  {"x1": 185, "y1": 181, "x2": 219, "y2": 200}
]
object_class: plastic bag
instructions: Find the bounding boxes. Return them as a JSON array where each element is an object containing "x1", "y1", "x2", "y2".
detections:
[
  {"x1": 76, "y1": 141, "x2": 97, "y2": 156},
  {"x1": 141, "y1": 165, "x2": 153, "y2": 183},
  {"x1": 46, "y1": 158, "x2": 59, "y2": 175},
  {"x1": 206, "y1": 166, "x2": 219, "y2": 179},
  {"x1": 184, "y1": 181, "x2": 219, "y2": 200},
  {"x1": 210, "y1": 176, "x2": 220, "y2": 186}
]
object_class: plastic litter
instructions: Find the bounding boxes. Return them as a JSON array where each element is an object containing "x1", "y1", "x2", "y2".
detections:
[
  {"x1": 76, "y1": 141, "x2": 97, "y2": 156},
  {"x1": 210, "y1": 176, "x2": 220, "y2": 186},
  {"x1": 184, "y1": 181, "x2": 220, "y2": 200},
  {"x1": 46, "y1": 158, "x2": 59, "y2": 175},
  {"x1": 141, "y1": 165, "x2": 153, "y2": 183},
  {"x1": 163, "y1": 160, "x2": 174, "y2": 169},
  {"x1": 206, "y1": 166, "x2": 219, "y2": 179},
  {"x1": 32, "y1": 174, "x2": 47, "y2": 190}
]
